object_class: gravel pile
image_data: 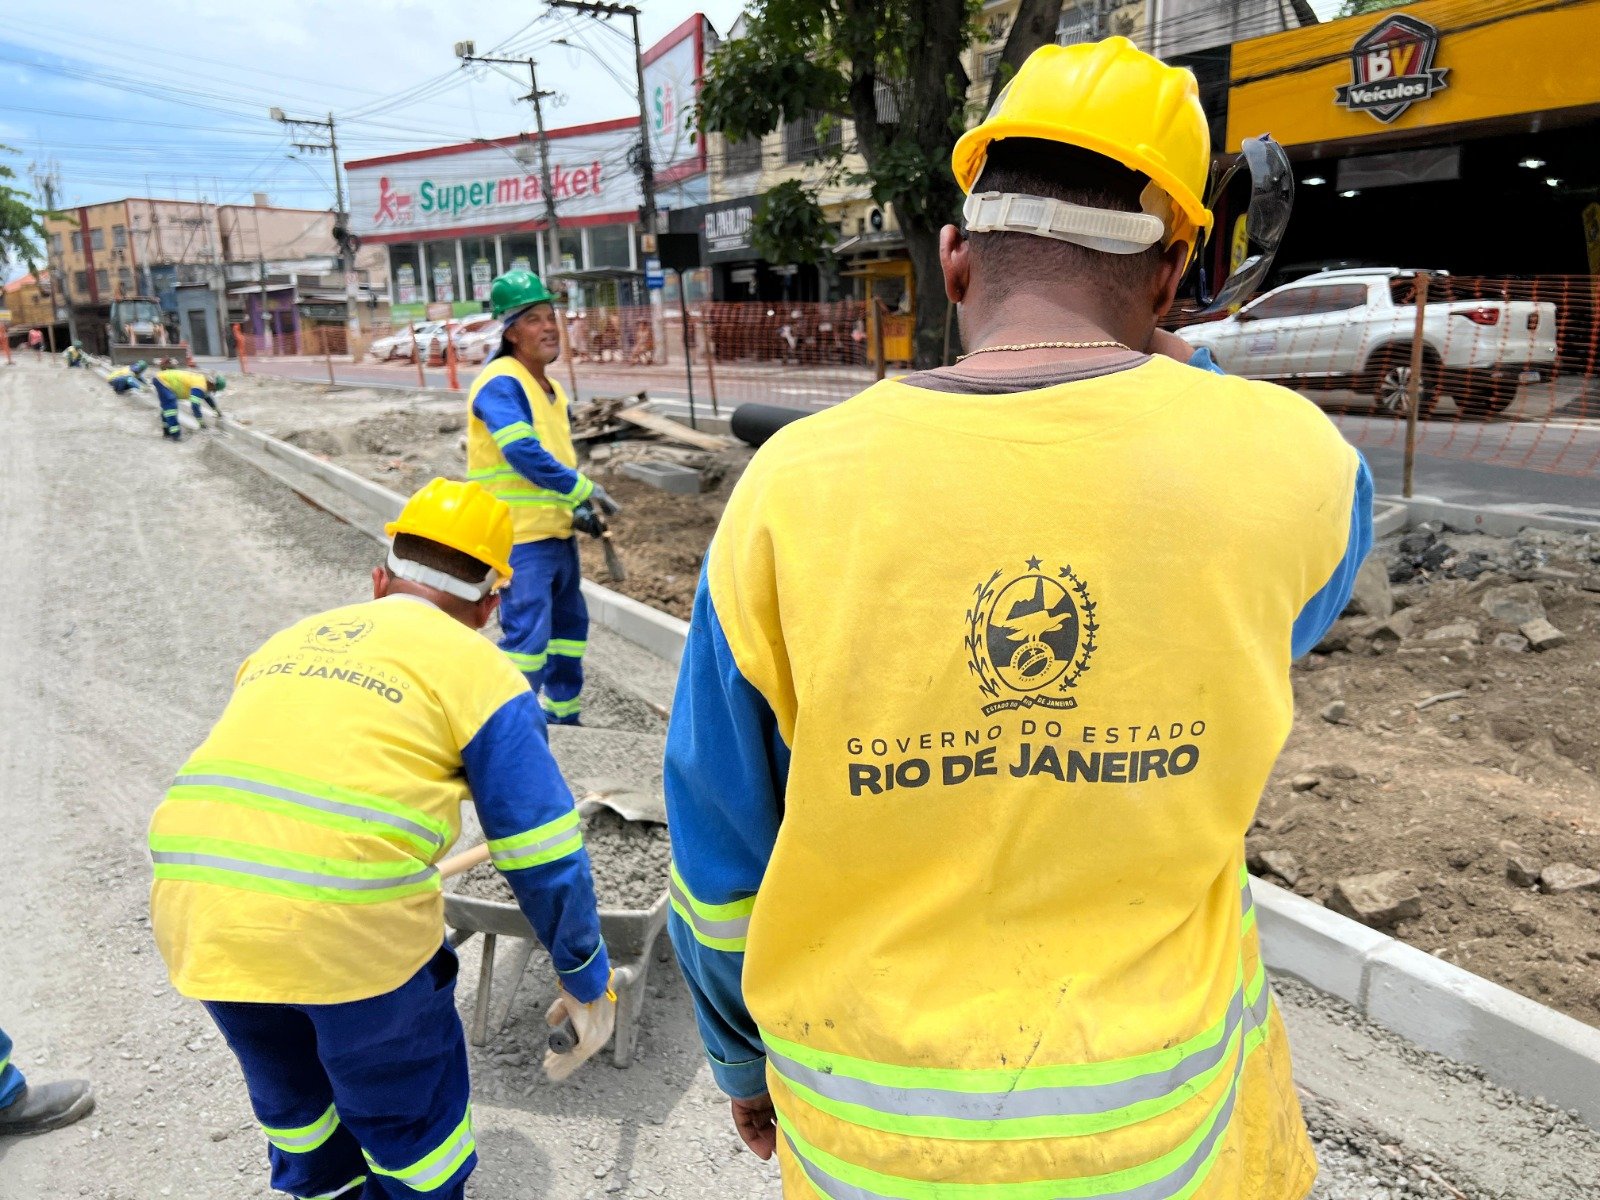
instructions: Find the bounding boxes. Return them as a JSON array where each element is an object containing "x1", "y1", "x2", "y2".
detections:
[{"x1": 451, "y1": 807, "x2": 670, "y2": 911}]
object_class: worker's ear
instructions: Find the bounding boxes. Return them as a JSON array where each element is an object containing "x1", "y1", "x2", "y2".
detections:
[
  {"x1": 372, "y1": 566, "x2": 390, "y2": 601},
  {"x1": 1150, "y1": 241, "x2": 1190, "y2": 321},
  {"x1": 471, "y1": 592, "x2": 501, "y2": 631},
  {"x1": 939, "y1": 224, "x2": 970, "y2": 305}
]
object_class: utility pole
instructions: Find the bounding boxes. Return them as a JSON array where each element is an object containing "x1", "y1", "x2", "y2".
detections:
[
  {"x1": 455, "y1": 43, "x2": 563, "y2": 276},
  {"x1": 272, "y1": 107, "x2": 358, "y2": 350},
  {"x1": 33, "y1": 165, "x2": 78, "y2": 345},
  {"x1": 546, "y1": 1, "x2": 657, "y2": 250}
]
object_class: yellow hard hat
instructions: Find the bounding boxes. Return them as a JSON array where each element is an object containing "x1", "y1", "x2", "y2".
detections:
[
  {"x1": 951, "y1": 37, "x2": 1213, "y2": 260},
  {"x1": 384, "y1": 478, "x2": 514, "y2": 586}
]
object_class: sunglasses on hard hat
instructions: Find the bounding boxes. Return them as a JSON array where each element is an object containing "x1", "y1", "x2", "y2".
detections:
[{"x1": 1176, "y1": 135, "x2": 1294, "y2": 319}]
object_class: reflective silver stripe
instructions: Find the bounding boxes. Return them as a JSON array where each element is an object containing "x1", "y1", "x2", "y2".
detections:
[
  {"x1": 487, "y1": 827, "x2": 580, "y2": 870},
  {"x1": 403, "y1": 1124, "x2": 475, "y2": 1191},
  {"x1": 667, "y1": 870, "x2": 752, "y2": 943},
  {"x1": 783, "y1": 989, "x2": 1261, "y2": 1200},
  {"x1": 175, "y1": 773, "x2": 444, "y2": 851},
  {"x1": 151, "y1": 850, "x2": 437, "y2": 892},
  {"x1": 766, "y1": 980, "x2": 1264, "y2": 1125}
]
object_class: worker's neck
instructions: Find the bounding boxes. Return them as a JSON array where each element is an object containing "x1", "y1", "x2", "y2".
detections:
[
  {"x1": 513, "y1": 348, "x2": 553, "y2": 390},
  {"x1": 382, "y1": 581, "x2": 481, "y2": 628},
  {"x1": 962, "y1": 284, "x2": 1154, "y2": 360}
]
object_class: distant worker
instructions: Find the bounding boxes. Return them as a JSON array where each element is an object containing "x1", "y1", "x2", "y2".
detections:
[
  {"x1": 26, "y1": 328, "x2": 43, "y2": 359},
  {"x1": 466, "y1": 270, "x2": 618, "y2": 726},
  {"x1": 151, "y1": 368, "x2": 225, "y2": 440},
  {"x1": 63, "y1": 340, "x2": 86, "y2": 368},
  {"x1": 148, "y1": 478, "x2": 615, "y2": 1200},
  {"x1": 0, "y1": 1025, "x2": 94, "y2": 1136},
  {"x1": 665, "y1": 38, "x2": 1372, "y2": 1199},
  {"x1": 106, "y1": 359, "x2": 149, "y2": 393}
]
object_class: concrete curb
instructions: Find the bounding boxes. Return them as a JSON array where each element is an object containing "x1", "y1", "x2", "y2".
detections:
[
  {"x1": 1253, "y1": 876, "x2": 1600, "y2": 1127},
  {"x1": 1380, "y1": 493, "x2": 1600, "y2": 536}
]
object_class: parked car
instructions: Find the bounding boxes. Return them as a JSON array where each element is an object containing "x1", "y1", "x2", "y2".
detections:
[
  {"x1": 455, "y1": 319, "x2": 504, "y2": 364},
  {"x1": 368, "y1": 321, "x2": 437, "y2": 362},
  {"x1": 1185, "y1": 269, "x2": 1557, "y2": 417},
  {"x1": 425, "y1": 315, "x2": 498, "y2": 365}
]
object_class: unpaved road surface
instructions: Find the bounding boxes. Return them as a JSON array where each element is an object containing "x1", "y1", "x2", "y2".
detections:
[{"x1": 2, "y1": 362, "x2": 1597, "y2": 1198}]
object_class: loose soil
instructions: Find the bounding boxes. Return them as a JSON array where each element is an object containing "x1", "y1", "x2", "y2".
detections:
[
  {"x1": 452, "y1": 808, "x2": 670, "y2": 912},
  {"x1": 231, "y1": 376, "x2": 1600, "y2": 1024}
]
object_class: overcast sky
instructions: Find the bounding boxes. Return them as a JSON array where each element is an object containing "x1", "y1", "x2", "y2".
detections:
[{"x1": 2, "y1": 0, "x2": 748, "y2": 221}]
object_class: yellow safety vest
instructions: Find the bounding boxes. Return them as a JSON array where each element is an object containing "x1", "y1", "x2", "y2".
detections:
[
  {"x1": 707, "y1": 357, "x2": 1358, "y2": 1198},
  {"x1": 154, "y1": 368, "x2": 208, "y2": 398},
  {"x1": 149, "y1": 595, "x2": 529, "y2": 1004},
  {"x1": 466, "y1": 357, "x2": 580, "y2": 543}
]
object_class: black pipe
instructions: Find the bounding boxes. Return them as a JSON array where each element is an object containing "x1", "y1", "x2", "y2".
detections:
[{"x1": 730, "y1": 403, "x2": 811, "y2": 448}]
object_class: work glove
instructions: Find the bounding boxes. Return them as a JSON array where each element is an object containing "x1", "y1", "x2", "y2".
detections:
[
  {"x1": 589, "y1": 482, "x2": 620, "y2": 517},
  {"x1": 571, "y1": 502, "x2": 603, "y2": 538},
  {"x1": 542, "y1": 986, "x2": 616, "y2": 1082}
]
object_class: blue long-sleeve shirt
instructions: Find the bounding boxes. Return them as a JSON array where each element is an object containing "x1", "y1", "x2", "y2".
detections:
[
  {"x1": 662, "y1": 346, "x2": 1375, "y2": 1099},
  {"x1": 463, "y1": 689, "x2": 611, "y2": 1002}
]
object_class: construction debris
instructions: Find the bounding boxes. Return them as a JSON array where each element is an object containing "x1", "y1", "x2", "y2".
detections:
[
  {"x1": 1538, "y1": 863, "x2": 1600, "y2": 895},
  {"x1": 1519, "y1": 617, "x2": 1568, "y2": 651},
  {"x1": 1328, "y1": 871, "x2": 1424, "y2": 928}
]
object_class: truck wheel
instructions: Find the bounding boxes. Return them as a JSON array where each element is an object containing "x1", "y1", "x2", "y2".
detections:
[{"x1": 1371, "y1": 350, "x2": 1436, "y2": 417}]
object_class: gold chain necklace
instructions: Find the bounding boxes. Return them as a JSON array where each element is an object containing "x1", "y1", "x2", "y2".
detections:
[{"x1": 956, "y1": 339, "x2": 1129, "y2": 361}]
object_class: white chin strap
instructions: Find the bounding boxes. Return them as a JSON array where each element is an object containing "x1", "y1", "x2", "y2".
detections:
[
  {"x1": 963, "y1": 182, "x2": 1172, "y2": 255},
  {"x1": 386, "y1": 549, "x2": 498, "y2": 602}
]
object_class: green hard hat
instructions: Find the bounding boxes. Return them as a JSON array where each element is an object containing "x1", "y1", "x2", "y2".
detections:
[
  {"x1": 489, "y1": 269, "x2": 554, "y2": 320},
  {"x1": 210, "y1": 375, "x2": 227, "y2": 393},
  {"x1": 72, "y1": 340, "x2": 82, "y2": 349},
  {"x1": 132, "y1": 359, "x2": 148, "y2": 372}
]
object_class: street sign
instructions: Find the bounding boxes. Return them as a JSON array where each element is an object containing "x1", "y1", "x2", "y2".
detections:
[{"x1": 644, "y1": 257, "x2": 665, "y2": 290}]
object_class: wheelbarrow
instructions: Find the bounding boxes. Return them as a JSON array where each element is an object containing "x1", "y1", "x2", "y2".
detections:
[{"x1": 439, "y1": 835, "x2": 670, "y2": 1068}]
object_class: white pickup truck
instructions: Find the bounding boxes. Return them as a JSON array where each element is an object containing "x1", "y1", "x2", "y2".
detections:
[{"x1": 1185, "y1": 269, "x2": 1558, "y2": 417}]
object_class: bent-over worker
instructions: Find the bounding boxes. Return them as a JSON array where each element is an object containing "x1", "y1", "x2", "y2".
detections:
[
  {"x1": 149, "y1": 478, "x2": 616, "y2": 1200},
  {"x1": 106, "y1": 359, "x2": 148, "y2": 393},
  {"x1": 664, "y1": 37, "x2": 1373, "y2": 1199},
  {"x1": 466, "y1": 270, "x2": 618, "y2": 727},
  {"x1": 152, "y1": 368, "x2": 225, "y2": 440}
]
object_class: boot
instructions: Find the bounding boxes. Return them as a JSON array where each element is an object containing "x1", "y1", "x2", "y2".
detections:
[{"x1": 0, "y1": 1080, "x2": 95, "y2": 1136}]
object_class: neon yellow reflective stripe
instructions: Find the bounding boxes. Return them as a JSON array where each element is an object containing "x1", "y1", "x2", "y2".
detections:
[
  {"x1": 547, "y1": 638, "x2": 586, "y2": 657},
  {"x1": 169, "y1": 759, "x2": 450, "y2": 856},
  {"x1": 541, "y1": 695, "x2": 582, "y2": 718},
  {"x1": 468, "y1": 467, "x2": 522, "y2": 483},
  {"x1": 364, "y1": 1106, "x2": 475, "y2": 1192},
  {"x1": 491, "y1": 490, "x2": 569, "y2": 508},
  {"x1": 765, "y1": 967, "x2": 1266, "y2": 1142},
  {"x1": 504, "y1": 649, "x2": 548, "y2": 673},
  {"x1": 566, "y1": 474, "x2": 594, "y2": 504},
  {"x1": 491, "y1": 421, "x2": 536, "y2": 448},
  {"x1": 262, "y1": 1103, "x2": 340, "y2": 1153},
  {"x1": 487, "y1": 810, "x2": 583, "y2": 871},
  {"x1": 668, "y1": 862, "x2": 754, "y2": 951},
  {"x1": 150, "y1": 834, "x2": 439, "y2": 905},
  {"x1": 778, "y1": 1012, "x2": 1267, "y2": 1200}
]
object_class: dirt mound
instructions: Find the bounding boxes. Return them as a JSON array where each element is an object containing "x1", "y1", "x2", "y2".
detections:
[{"x1": 1260, "y1": 526, "x2": 1600, "y2": 1024}]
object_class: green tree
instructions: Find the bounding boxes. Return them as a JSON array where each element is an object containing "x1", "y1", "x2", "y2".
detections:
[
  {"x1": 752, "y1": 179, "x2": 837, "y2": 266},
  {"x1": 0, "y1": 148, "x2": 54, "y2": 277},
  {"x1": 698, "y1": 0, "x2": 1064, "y2": 368}
]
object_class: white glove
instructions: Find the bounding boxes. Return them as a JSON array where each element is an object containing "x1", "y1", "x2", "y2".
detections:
[{"x1": 542, "y1": 986, "x2": 616, "y2": 1082}]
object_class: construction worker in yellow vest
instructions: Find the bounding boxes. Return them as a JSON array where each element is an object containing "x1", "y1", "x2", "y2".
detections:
[
  {"x1": 664, "y1": 38, "x2": 1373, "y2": 1199},
  {"x1": 148, "y1": 478, "x2": 617, "y2": 1200},
  {"x1": 152, "y1": 367, "x2": 225, "y2": 440},
  {"x1": 466, "y1": 270, "x2": 618, "y2": 727}
]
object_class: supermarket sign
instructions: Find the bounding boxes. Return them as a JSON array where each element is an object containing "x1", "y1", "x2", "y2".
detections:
[
  {"x1": 642, "y1": 14, "x2": 715, "y2": 186},
  {"x1": 347, "y1": 119, "x2": 644, "y2": 239}
]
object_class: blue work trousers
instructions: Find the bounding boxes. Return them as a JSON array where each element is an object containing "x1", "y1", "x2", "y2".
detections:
[
  {"x1": 499, "y1": 536, "x2": 588, "y2": 725},
  {"x1": 152, "y1": 381, "x2": 215, "y2": 438},
  {"x1": 110, "y1": 376, "x2": 141, "y2": 393},
  {"x1": 203, "y1": 948, "x2": 475, "y2": 1200},
  {"x1": 0, "y1": 1025, "x2": 25, "y2": 1109}
]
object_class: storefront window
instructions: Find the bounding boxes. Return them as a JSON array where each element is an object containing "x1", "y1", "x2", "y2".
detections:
[
  {"x1": 558, "y1": 229, "x2": 583, "y2": 274},
  {"x1": 426, "y1": 242, "x2": 461, "y2": 304},
  {"x1": 588, "y1": 223, "x2": 634, "y2": 270},
  {"x1": 502, "y1": 234, "x2": 542, "y2": 278},
  {"x1": 389, "y1": 244, "x2": 423, "y2": 309},
  {"x1": 462, "y1": 237, "x2": 497, "y2": 304}
]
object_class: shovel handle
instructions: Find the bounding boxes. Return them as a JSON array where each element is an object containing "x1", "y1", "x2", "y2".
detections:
[{"x1": 437, "y1": 842, "x2": 491, "y2": 879}]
